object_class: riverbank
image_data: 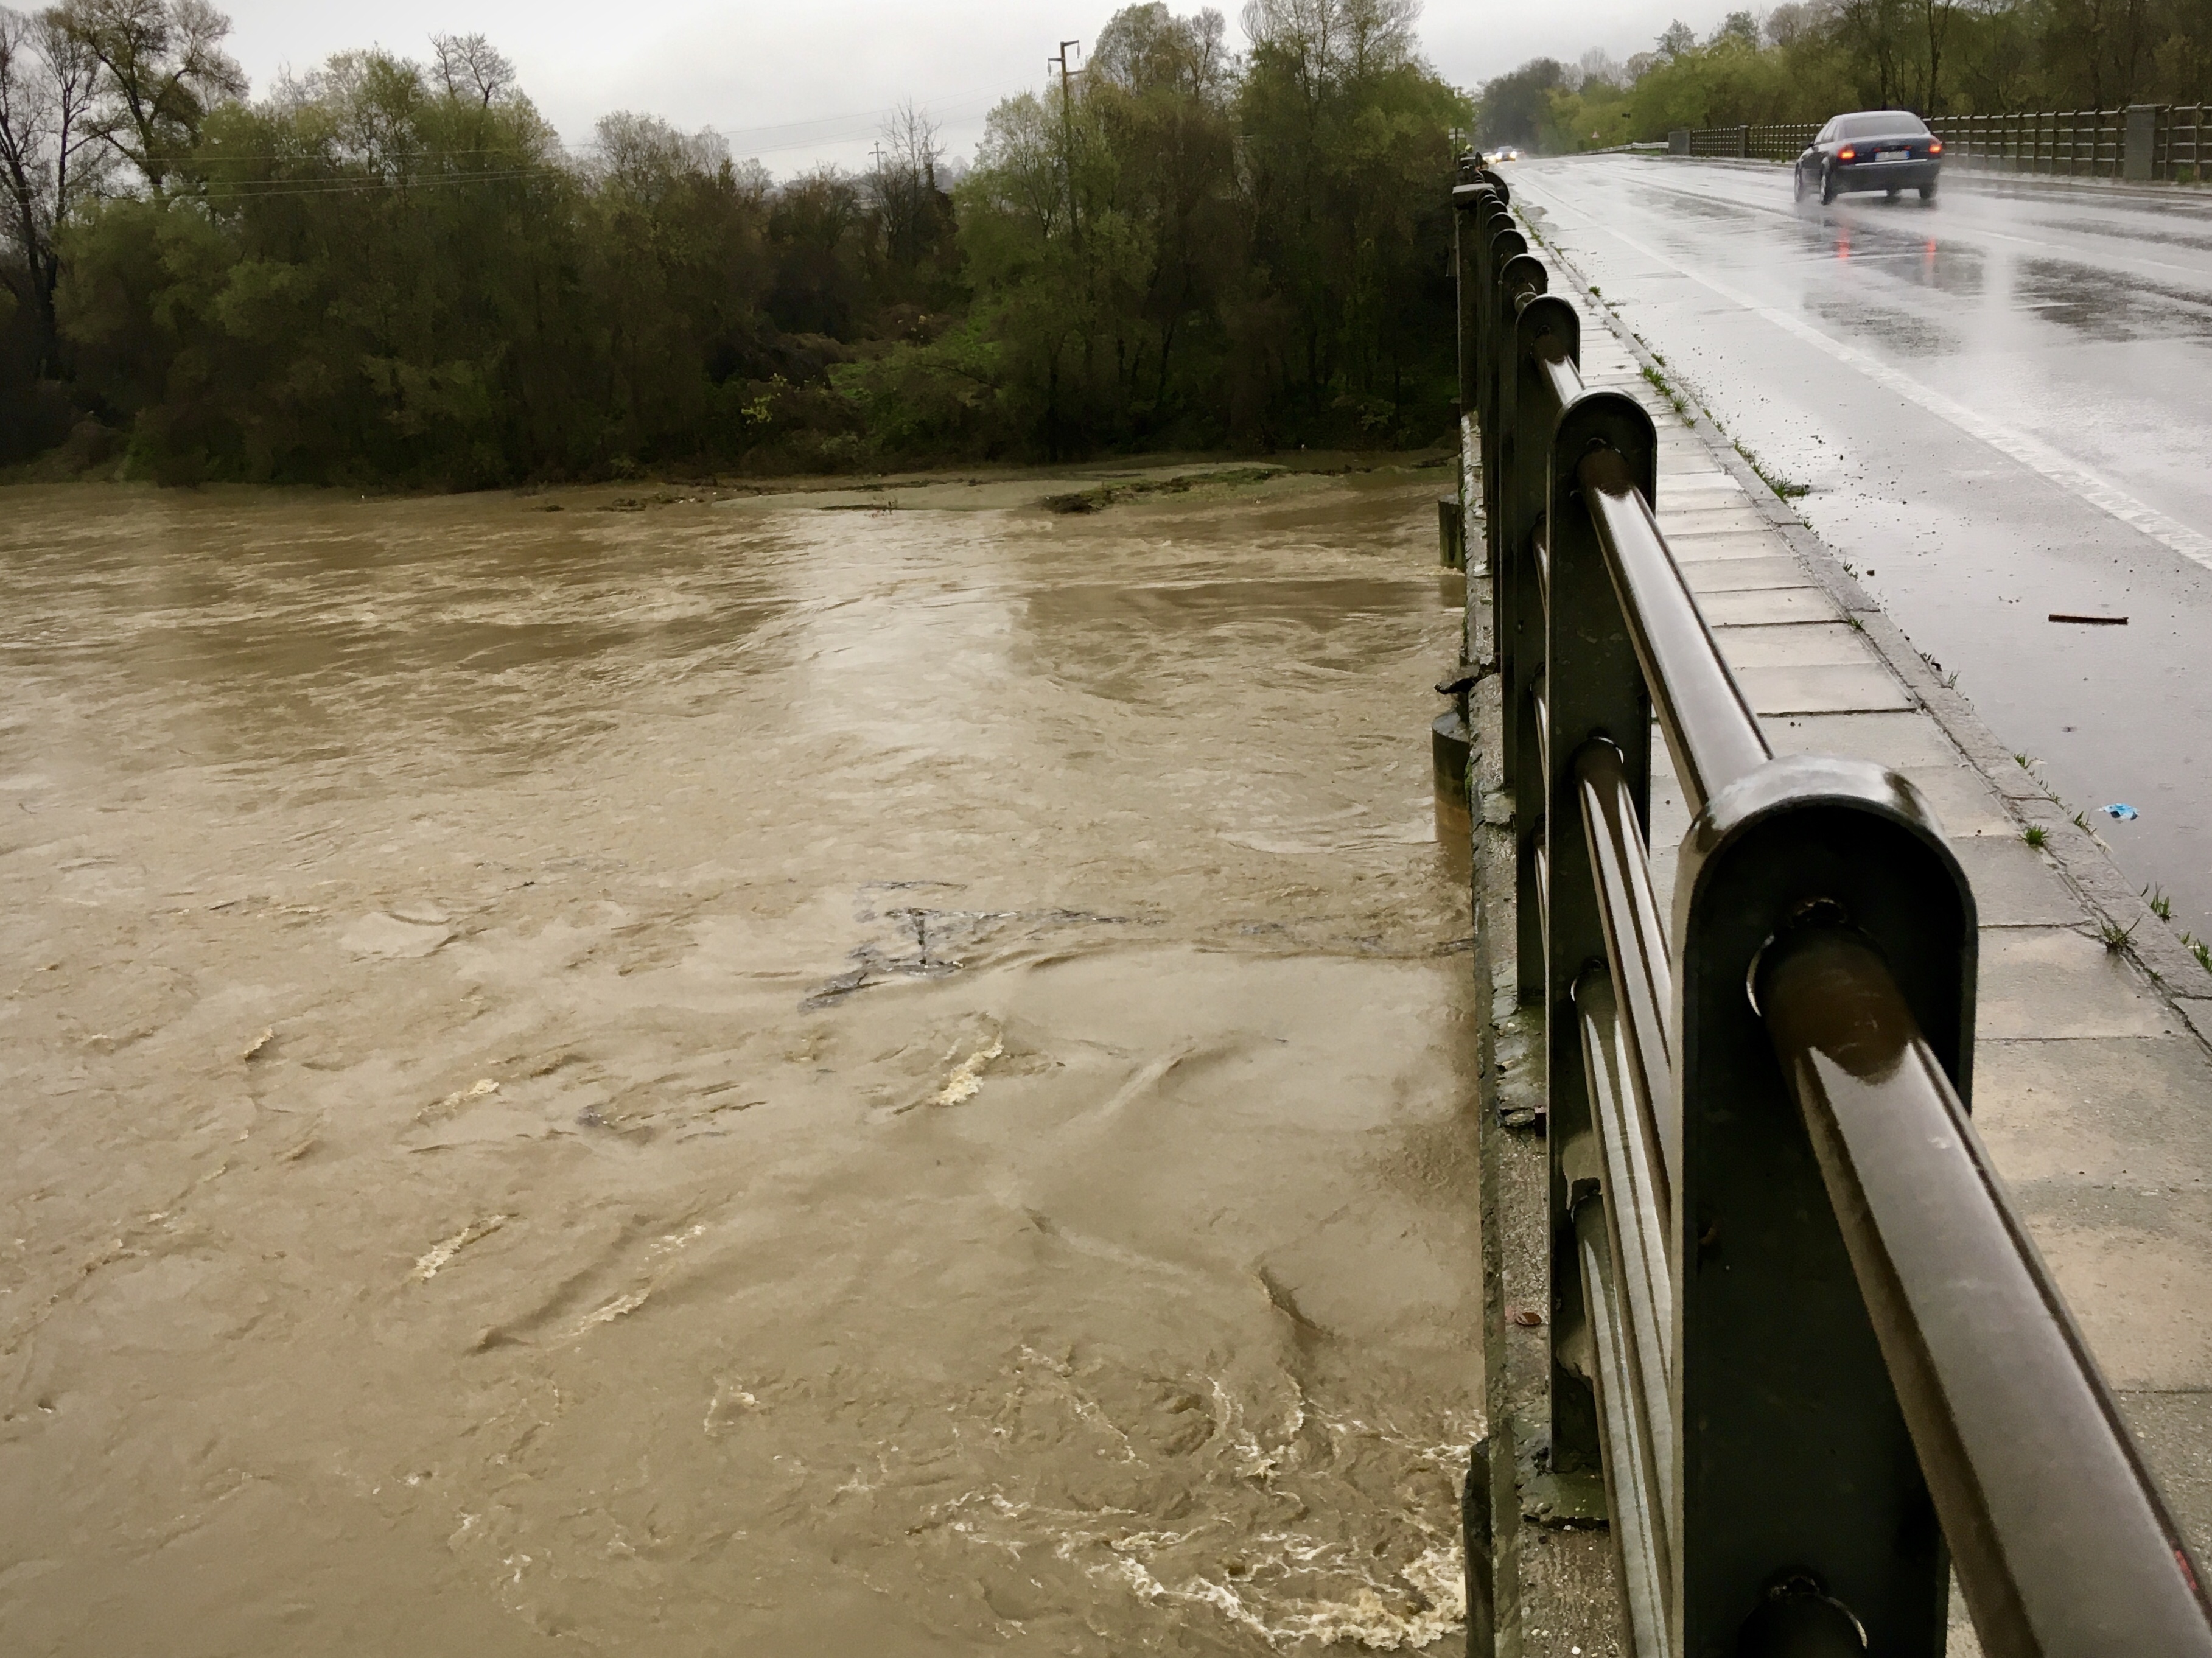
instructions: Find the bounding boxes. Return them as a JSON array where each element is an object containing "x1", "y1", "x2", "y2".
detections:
[{"x1": 0, "y1": 447, "x2": 1453, "y2": 502}]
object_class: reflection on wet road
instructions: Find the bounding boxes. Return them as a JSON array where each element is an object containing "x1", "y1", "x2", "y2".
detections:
[
  {"x1": 1513, "y1": 156, "x2": 2212, "y2": 936},
  {"x1": 0, "y1": 474, "x2": 1478, "y2": 1653}
]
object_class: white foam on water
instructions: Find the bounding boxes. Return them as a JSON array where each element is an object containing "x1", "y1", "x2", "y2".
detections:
[
  {"x1": 919, "y1": 1360, "x2": 1484, "y2": 1651},
  {"x1": 410, "y1": 1213, "x2": 511, "y2": 1282},
  {"x1": 930, "y1": 1037, "x2": 1005, "y2": 1107}
]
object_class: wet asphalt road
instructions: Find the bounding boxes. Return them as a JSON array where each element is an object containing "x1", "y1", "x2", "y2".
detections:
[{"x1": 1511, "y1": 155, "x2": 2212, "y2": 940}]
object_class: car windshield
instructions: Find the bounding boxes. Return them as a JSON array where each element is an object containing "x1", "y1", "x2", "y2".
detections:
[{"x1": 1838, "y1": 112, "x2": 1930, "y2": 139}]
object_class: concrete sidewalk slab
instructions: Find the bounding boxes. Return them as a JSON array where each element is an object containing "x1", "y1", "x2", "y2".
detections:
[{"x1": 1696, "y1": 587, "x2": 1843, "y2": 624}]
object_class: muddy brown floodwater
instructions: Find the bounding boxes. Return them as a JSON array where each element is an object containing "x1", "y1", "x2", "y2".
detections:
[{"x1": 0, "y1": 464, "x2": 1483, "y2": 1654}]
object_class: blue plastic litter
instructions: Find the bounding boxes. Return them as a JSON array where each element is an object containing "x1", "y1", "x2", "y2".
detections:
[{"x1": 2101, "y1": 803, "x2": 2140, "y2": 821}]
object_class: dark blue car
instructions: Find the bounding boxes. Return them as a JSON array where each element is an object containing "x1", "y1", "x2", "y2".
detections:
[{"x1": 1795, "y1": 110, "x2": 1944, "y2": 205}]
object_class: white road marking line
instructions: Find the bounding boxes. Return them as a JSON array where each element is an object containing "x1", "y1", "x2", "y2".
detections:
[{"x1": 1625, "y1": 171, "x2": 2212, "y2": 283}]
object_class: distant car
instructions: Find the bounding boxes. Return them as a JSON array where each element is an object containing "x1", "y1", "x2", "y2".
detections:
[
  {"x1": 1795, "y1": 111, "x2": 1943, "y2": 205},
  {"x1": 1489, "y1": 146, "x2": 1523, "y2": 163}
]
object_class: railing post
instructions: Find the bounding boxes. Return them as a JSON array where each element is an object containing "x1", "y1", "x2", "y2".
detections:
[
  {"x1": 1483, "y1": 221, "x2": 1529, "y2": 610},
  {"x1": 2126, "y1": 103, "x2": 2158, "y2": 180},
  {"x1": 1670, "y1": 758, "x2": 1975, "y2": 1658},
  {"x1": 1451, "y1": 176, "x2": 1508, "y2": 592},
  {"x1": 1453, "y1": 184, "x2": 1489, "y2": 492},
  {"x1": 1505, "y1": 288, "x2": 1572, "y2": 999},
  {"x1": 1463, "y1": 1440, "x2": 1496, "y2": 1656},
  {"x1": 1543, "y1": 394, "x2": 1659, "y2": 1491},
  {"x1": 1470, "y1": 189, "x2": 1513, "y2": 575}
]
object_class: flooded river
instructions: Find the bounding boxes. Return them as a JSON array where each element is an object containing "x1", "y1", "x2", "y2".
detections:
[{"x1": 0, "y1": 464, "x2": 1484, "y2": 1653}]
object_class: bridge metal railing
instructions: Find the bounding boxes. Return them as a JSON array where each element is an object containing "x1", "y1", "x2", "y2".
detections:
[
  {"x1": 1930, "y1": 108, "x2": 2127, "y2": 176},
  {"x1": 1678, "y1": 123, "x2": 1816, "y2": 161},
  {"x1": 1451, "y1": 162, "x2": 2212, "y2": 1658},
  {"x1": 2154, "y1": 103, "x2": 2212, "y2": 179},
  {"x1": 1666, "y1": 103, "x2": 2212, "y2": 181}
]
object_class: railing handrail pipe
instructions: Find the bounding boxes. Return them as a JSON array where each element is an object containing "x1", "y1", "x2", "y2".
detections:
[{"x1": 1762, "y1": 923, "x2": 2212, "y2": 1655}]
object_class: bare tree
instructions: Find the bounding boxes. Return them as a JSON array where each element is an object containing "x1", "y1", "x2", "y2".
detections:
[
  {"x1": 430, "y1": 31, "x2": 514, "y2": 108},
  {"x1": 1763, "y1": 2, "x2": 1817, "y2": 46},
  {"x1": 1835, "y1": 0, "x2": 1910, "y2": 106},
  {"x1": 54, "y1": 0, "x2": 243, "y2": 196},
  {"x1": 867, "y1": 100, "x2": 944, "y2": 278},
  {"x1": 1577, "y1": 46, "x2": 1627, "y2": 86},
  {"x1": 591, "y1": 110, "x2": 727, "y2": 207},
  {"x1": 1916, "y1": 0, "x2": 1964, "y2": 110},
  {"x1": 1241, "y1": 0, "x2": 1419, "y2": 97},
  {"x1": 1711, "y1": 9, "x2": 1761, "y2": 45},
  {"x1": 2032, "y1": 0, "x2": 2154, "y2": 103},
  {"x1": 2101, "y1": 0, "x2": 2155, "y2": 103},
  {"x1": 1953, "y1": 0, "x2": 2034, "y2": 108},
  {"x1": 0, "y1": 6, "x2": 106, "y2": 373}
]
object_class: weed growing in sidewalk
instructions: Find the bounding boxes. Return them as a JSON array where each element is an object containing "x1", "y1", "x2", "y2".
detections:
[
  {"x1": 1640, "y1": 363, "x2": 1690, "y2": 419},
  {"x1": 2145, "y1": 885, "x2": 2174, "y2": 922},
  {"x1": 2023, "y1": 824, "x2": 2048, "y2": 848},
  {"x1": 2099, "y1": 917, "x2": 2137, "y2": 951},
  {"x1": 1732, "y1": 440, "x2": 1810, "y2": 499}
]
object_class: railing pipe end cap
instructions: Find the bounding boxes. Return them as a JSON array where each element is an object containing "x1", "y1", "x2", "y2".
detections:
[
  {"x1": 1672, "y1": 751, "x2": 1976, "y2": 1020},
  {"x1": 1677, "y1": 753, "x2": 1955, "y2": 888}
]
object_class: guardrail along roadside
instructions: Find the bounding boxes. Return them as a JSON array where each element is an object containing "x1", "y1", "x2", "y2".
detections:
[
  {"x1": 1665, "y1": 103, "x2": 2211, "y2": 181},
  {"x1": 1442, "y1": 155, "x2": 2212, "y2": 1658}
]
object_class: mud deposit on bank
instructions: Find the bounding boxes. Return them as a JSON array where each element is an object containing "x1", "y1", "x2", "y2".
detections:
[{"x1": 0, "y1": 469, "x2": 1483, "y2": 1654}]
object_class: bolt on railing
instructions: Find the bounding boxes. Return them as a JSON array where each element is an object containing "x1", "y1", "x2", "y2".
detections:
[{"x1": 1451, "y1": 161, "x2": 2212, "y2": 1658}]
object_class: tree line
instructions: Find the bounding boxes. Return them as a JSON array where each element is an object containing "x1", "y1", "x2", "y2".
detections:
[
  {"x1": 0, "y1": 0, "x2": 1466, "y2": 485},
  {"x1": 1477, "y1": 0, "x2": 2211, "y2": 155}
]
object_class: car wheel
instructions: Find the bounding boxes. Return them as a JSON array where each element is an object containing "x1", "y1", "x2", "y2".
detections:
[
  {"x1": 1885, "y1": 186, "x2": 1900, "y2": 200},
  {"x1": 1919, "y1": 181, "x2": 1938, "y2": 203},
  {"x1": 1819, "y1": 169, "x2": 1837, "y2": 205}
]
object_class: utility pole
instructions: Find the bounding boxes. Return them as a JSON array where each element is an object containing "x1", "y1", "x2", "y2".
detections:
[
  {"x1": 1042, "y1": 37, "x2": 1087, "y2": 461},
  {"x1": 1048, "y1": 38, "x2": 1083, "y2": 246},
  {"x1": 1051, "y1": 38, "x2": 1082, "y2": 98}
]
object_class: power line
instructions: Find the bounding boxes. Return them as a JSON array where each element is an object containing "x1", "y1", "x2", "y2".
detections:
[
  {"x1": 709, "y1": 82, "x2": 1024, "y2": 143},
  {"x1": 60, "y1": 82, "x2": 1031, "y2": 170},
  {"x1": 192, "y1": 166, "x2": 569, "y2": 200},
  {"x1": 68, "y1": 79, "x2": 1043, "y2": 196}
]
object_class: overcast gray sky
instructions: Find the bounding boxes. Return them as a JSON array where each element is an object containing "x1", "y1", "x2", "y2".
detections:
[{"x1": 218, "y1": 0, "x2": 1742, "y2": 174}]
